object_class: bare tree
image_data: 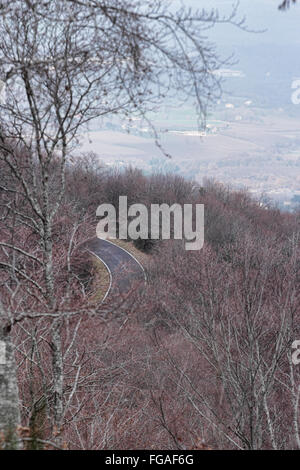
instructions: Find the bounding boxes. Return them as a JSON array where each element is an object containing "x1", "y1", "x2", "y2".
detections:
[
  {"x1": 140, "y1": 224, "x2": 300, "y2": 449},
  {"x1": 0, "y1": 0, "x2": 248, "y2": 447}
]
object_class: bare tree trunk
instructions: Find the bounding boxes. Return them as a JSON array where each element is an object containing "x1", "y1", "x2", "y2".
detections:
[
  {"x1": 0, "y1": 328, "x2": 22, "y2": 448},
  {"x1": 51, "y1": 319, "x2": 64, "y2": 431}
]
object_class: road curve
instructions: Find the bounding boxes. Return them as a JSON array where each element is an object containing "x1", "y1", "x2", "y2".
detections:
[{"x1": 87, "y1": 238, "x2": 145, "y2": 301}]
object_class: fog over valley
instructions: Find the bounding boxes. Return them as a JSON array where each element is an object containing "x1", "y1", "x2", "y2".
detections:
[{"x1": 78, "y1": 0, "x2": 300, "y2": 209}]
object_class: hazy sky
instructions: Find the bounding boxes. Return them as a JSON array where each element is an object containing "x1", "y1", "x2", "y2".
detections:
[
  {"x1": 174, "y1": 0, "x2": 300, "y2": 112},
  {"x1": 182, "y1": 0, "x2": 300, "y2": 46}
]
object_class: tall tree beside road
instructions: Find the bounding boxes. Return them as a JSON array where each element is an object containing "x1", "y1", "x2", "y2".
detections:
[{"x1": 0, "y1": 0, "x2": 247, "y2": 446}]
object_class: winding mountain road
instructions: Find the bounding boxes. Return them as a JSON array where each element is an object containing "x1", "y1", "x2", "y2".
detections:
[{"x1": 88, "y1": 238, "x2": 146, "y2": 301}]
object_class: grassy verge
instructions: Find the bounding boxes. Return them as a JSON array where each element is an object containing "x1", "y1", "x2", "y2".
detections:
[{"x1": 89, "y1": 256, "x2": 111, "y2": 303}]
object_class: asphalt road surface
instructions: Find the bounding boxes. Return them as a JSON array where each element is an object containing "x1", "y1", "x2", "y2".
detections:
[{"x1": 88, "y1": 238, "x2": 145, "y2": 300}]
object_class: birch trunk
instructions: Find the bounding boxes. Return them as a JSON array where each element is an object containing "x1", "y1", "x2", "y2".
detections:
[
  {"x1": 51, "y1": 319, "x2": 64, "y2": 430},
  {"x1": 0, "y1": 329, "x2": 22, "y2": 448}
]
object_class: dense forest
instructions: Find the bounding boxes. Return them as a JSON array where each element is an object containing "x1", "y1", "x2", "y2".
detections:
[
  {"x1": 1, "y1": 153, "x2": 300, "y2": 449},
  {"x1": 0, "y1": 0, "x2": 300, "y2": 452}
]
